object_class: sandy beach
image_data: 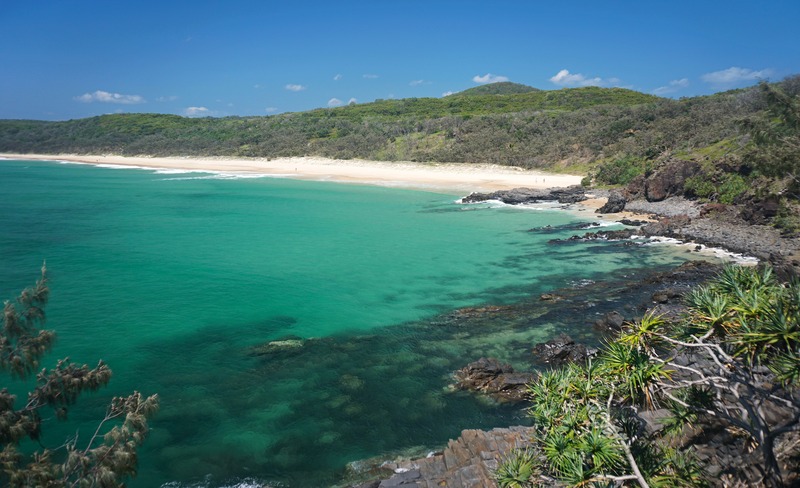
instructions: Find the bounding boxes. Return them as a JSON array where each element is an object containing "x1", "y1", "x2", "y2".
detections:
[{"x1": 0, "y1": 153, "x2": 583, "y2": 194}]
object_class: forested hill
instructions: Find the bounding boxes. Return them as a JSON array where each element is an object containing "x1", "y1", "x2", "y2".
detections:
[
  {"x1": 0, "y1": 84, "x2": 660, "y2": 164},
  {"x1": 0, "y1": 79, "x2": 796, "y2": 181}
]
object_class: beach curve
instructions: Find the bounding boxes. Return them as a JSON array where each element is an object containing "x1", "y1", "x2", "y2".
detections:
[{"x1": 0, "y1": 153, "x2": 584, "y2": 194}]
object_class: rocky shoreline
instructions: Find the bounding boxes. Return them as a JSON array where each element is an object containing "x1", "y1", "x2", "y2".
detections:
[
  {"x1": 347, "y1": 186, "x2": 799, "y2": 488},
  {"x1": 462, "y1": 185, "x2": 800, "y2": 277}
]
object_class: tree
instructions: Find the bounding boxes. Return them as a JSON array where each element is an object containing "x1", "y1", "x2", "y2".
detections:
[
  {"x1": 1, "y1": 264, "x2": 158, "y2": 487},
  {"x1": 498, "y1": 265, "x2": 800, "y2": 487},
  {"x1": 744, "y1": 79, "x2": 800, "y2": 197}
]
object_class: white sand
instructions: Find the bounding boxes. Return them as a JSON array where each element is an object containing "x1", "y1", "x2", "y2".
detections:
[{"x1": 0, "y1": 153, "x2": 583, "y2": 194}]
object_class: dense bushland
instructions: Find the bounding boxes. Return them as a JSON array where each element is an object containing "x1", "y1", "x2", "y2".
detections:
[{"x1": 0, "y1": 82, "x2": 762, "y2": 170}]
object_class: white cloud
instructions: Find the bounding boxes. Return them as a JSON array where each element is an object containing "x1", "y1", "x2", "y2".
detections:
[
  {"x1": 363, "y1": 74, "x2": 379, "y2": 79},
  {"x1": 549, "y1": 69, "x2": 605, "y2": 87},
  {"x1": 333, "y1": 74, "x2": 342, "y2": 81},
  {"x1": 184, "y1": 106, "x2": 209, "y2": 117},
  {"x1": 472, "y1": 73, "x2": 509, "y2": 84},
  {"x1": 701, "y1": 67, "x2": 772, "y2": 88},
  {"x1": 653, "y1": 78, "x2": 690, "y2": 96},
  {"x1": 156, "y1": 95, "x2": 178, "y2": 102},
  {"x1": 285, "y1": 84, "x2": 306, "y2": 92},
  {"x1": 265, "y1": 107, "x2": 278, "y2": 113},
  {"x1": 327, "y1": 98, "x2": 343, "y2": 107},
  {"x1": 409, "y1": 79, "x2": 429, "y2": 87},
  {"x1": 348, "y1": 98, "x2": 357, "y2": 105},
  {"x1": 442, "y1": 91, "x2": 455, "y2": 97},
  {"x1": 74, "y1": 90, "x2": 145, "y2": 104}
]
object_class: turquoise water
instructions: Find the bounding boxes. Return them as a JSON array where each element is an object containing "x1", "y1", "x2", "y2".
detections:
[{"x1": 0, "y1": 159, "x2": 699, "y2": 487}]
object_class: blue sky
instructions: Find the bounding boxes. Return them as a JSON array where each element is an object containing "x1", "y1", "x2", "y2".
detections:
[{"x1": 2, "y1": 0, "x2": 799, "y2": 121}]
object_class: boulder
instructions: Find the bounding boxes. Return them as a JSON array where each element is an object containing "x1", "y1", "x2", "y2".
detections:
[
  {"x1": 566, "y1": 229, "x2": 638, "y2": 241},
  {"x1": 644, "y1": 160, "x2": 701, "y2": 202},
  {"x1": 460, "y1": 186, "x2": 586, "y2": 205},
  {"x1": 740, "y1": 195, "x2": 780, "y2": 225},
  {"x1": 531, "y1": 334, "x2": 596, "y2": 367},
  {"x1": 453, "y1": 358, "x2": 536, "y2": 403},
  {"x1": 651, "y1": 287, "x2": 686, "y2": 304},
  {"x1": 596, "y1": 190, "x2": 626, "y2": 213},
  {"x1": 594, "y1": 311, "x2": 625, "y2": 332}
]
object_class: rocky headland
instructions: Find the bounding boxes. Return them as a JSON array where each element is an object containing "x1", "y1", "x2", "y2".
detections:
[
  {"x1": 350, "y1": 183, "x2": 800, "y2": 488},
  {"x1": 462, "y1": 183, "x2": 800, "y2": 278}
]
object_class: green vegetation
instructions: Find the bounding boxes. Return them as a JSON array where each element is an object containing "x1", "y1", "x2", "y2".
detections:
[
  {"x1": 1, "y1": 76, "x2": 797, "y2": 229},
  {"x1": 0, "y1": 85, "x2": 662, "y2": 166},
  {"x1": 593, "y1": 155, "x2": 652, "y2": 186},
  {"x1": 1, "y1": 266, "x2": 158, "y2": 487},
  {"x1": 743, "y1": 79, "x2": 800, "y2": 197},
  {"x1": 497, "y1": 265, "x2": 800, "y2": 487},
  {"x1": 451, "y1": 81, "x2": 540, "y2": 96}
]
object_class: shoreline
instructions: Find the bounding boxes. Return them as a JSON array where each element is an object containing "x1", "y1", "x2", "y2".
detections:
[
  {"x1": 0, "y1": 153, "x2": 583, "y2": 194},
  {"x1": 6, "y1": 152, "x2": 790, "y2": 268}
]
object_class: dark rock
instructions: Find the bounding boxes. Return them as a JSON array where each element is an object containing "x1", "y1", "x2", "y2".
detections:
[
  {"x1": 651, "y1": 287, "x2": 686, "y2": 304},
  {"x1": 644, "y1": 160, "x2": 701, "y2": 202},
  {"x1": 569, "y1": 229, "x2": 638, "y2": 241},
  {"x1": 461, "y1": 186, "x2": 586, "y2": 205},
  {"x1": 640, "y1": 215, "x2": 691, "y2": 237},
  {"x1": 530, "y1": 222, "x2": 601, "y2": 234},
  {"x1": 594, "y1": 311, "x2": 625, "y2": 332},
  {"x1": 624, "y1": 174, "x2": 647, "y2": 200},
  {"x1": 740, "y1": 195, "x2": 781, "y2": 225},
  {"x1": 357, "y1": 427, "x2": 538, "y2": 488},
  {"x1": 619, "y1": 219, "x2": 648, "y2": 226},
  {"x1": 453, "y1": 358, "x2": 535, "y2": 403},
  {"x1": 531, "y1": 334, "x2": 596, "y2": 367},
  {"x1": 596, "y1": 190, "x2": 626, "y2": 213},
  {"x1": 549, "y1": 186, "x2": 588, "y2": 204}
]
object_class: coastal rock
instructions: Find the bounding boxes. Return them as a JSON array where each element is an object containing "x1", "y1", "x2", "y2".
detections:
[
  {"x1": 640, "y1": 215, "x2": 692, "y2": 237},
  {"x1": 350, "y1": 426, "x2": 537, "y2": 488},
  {"x1": 596, "y1": 190, "x2": 626, "y2": 213},
  {"x1": 624, "y1": 196, "x2": 702, "y2": 218},
  {"x1": 624, "y1": 160, "x2": 700, "y2": 202},
  {"x1": 739, "y1": 195, "x2": 781, "y2": 224},
  {"x1": 453, "y1": 358, "x2": 535, "y2": 403},
  {"x1": 549, "y1": 185, "x2": 588, "y2": 204},
  {"x1": 563, "y1": 228, "x2": 638, "y2": 242},
  {"x1": 531, "y1": 334, "x2": 596, "y2": 366},
  {"x1": 461, "y1": 185, "x2": 586, "y2": 205},
  {"x1": 619, "y1": 218, "x2": 648, "y2": 226},
  {"x1": 594, "y1": 311, "x2": 625, "y2": 333},
  {"x1": 644, "y1": 160, "x2": 701, "y2": 202},
  {"x1": 651, "y1": 287, "x2": 686, "y2": 304}
]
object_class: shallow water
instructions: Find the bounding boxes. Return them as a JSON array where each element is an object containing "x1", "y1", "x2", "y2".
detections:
[{"x1": 0, "y1": 159, "x2": 706, "y2": 487}]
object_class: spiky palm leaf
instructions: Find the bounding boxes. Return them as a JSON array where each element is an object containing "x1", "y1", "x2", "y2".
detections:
[{"x1": 495, "y1": 448, "x2": 540, "y2": 488}]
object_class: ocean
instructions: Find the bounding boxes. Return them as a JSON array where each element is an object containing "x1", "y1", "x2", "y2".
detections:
[{"x1": 0, "y1": 158, "x2": 713, "y2": 487}]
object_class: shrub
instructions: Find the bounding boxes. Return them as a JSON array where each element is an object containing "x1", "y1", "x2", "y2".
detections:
[{"x1": 594, "y1": 156, "x2": 651, "y2": 186}]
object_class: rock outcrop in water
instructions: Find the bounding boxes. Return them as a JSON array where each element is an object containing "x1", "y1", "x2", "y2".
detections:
[
  {"x1": 349, "y1": 426, "x2": 536, "y2": 488},
  {"x1": 350, "y1": 186, "x2": 800, "y2": 488},
  {"x1": 461, "y1": 185, "x2": 587, "y2": 205},
  {"x1": 595, "y1": 189, "x2": 626, "y2": 213},
  {"x1": 452, "y1": 358, "x2": 535, "y2": 403},
  {"x1": 530, "y1": 334, "x2": 596, "y2": 367}
]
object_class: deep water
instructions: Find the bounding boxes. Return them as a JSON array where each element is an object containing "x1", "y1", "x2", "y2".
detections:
[{"x1": 0, "y1": 159, "x2": 707, "y2": 487}]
